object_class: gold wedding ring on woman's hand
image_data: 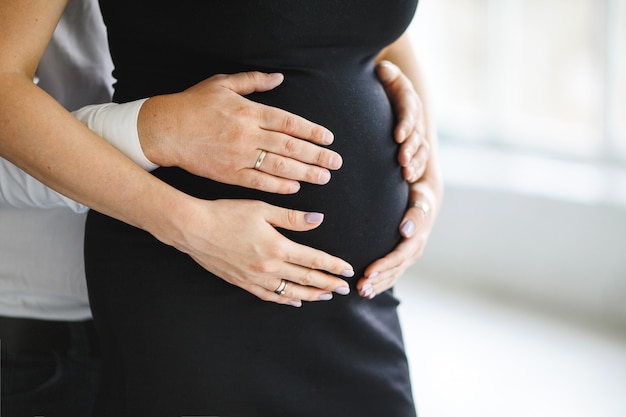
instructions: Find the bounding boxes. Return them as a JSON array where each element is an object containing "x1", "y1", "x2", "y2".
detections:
[
  {"x1": 274, "y1": 279, "x2": 288, "y2": 296},
  {"x1": 254, "y1": 150, "x2": 267, "y2": 170},
  {"x1": 412, "y1": 200, "x2": 430, "y2": 218}
]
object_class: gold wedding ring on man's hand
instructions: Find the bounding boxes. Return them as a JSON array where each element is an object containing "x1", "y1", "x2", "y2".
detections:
[
  {"x1": 254, "y1": 150, "x2": 267, "y2": 170},
  {"x1": 274, "y1": 279, "x2": 288, "y2": 296}
]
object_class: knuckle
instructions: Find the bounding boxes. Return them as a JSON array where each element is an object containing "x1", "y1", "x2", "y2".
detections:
[
  {"x1": 417, "y1": 148, "x2": 429, "y2": 165},
  {"x1": 212, "y1": 73, "x2": 228, "y2": 83},
  {"x1": 249, "y1": 175, "x2": 267, "y2": 190},
  {"x1": 316, "y1": 150, "x2": 326, "y2": 165},
  {"x1": 248, "y1": 200, "x2": 266, "y2": 211},
  {"x1": 283, "y1": 138, "x2": 300, "y2": 155},
  {"x1": 267, "y1": 243, "x2": 287, "y2": 260},
  {"x1": 416, "y1": 121, "x2": 426, "y2": 136},
  {"x1": 230, "y1": 126, "x2": 249, "y2": 143},
  {"x1": 286, "y1": 209, "x2": 299, "y2": 228},
  {"x1": 244, "y1": 71, "x2": 261, "y2": 83},
  {"x1": 405, "y1": 111, "x2": 416, "y2": 127},
  {"x1": 278, "y1": 182, "x2": 296, "y2": 194},
  {"x1": 270, "y1": 157, "x2": 288, "y2": 175},
  {"x1": 281, "y1": 114, "x2": 298, "y2": 133},
  {"x1": 305, "y1": 167, "x2": 321, "y2": 183},
  {"x1": 257, "y1": 292, "x2": 275, "y2": 302},
  {"x1": 299, "y1": 270, "x2": 316, "y2": 287},
  {"x1": 309, "y1": 124, "x2": 325, "y2": 140},
  {"x1": 307, "y1": 254, "x2": 326, "y2": 271},
  {"x1": 250, "y1": 260, "x2": 271, "y2": 274},
  {"x1": 235, "y1": 103, "x2": 259, "y2": 120}
]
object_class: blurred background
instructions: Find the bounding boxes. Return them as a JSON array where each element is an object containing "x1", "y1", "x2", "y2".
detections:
[{"x1": 398, "y1": 0, "x2": 626, "y2": 416}]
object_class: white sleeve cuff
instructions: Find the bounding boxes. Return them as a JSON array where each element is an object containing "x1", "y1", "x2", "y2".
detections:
[{"x1": 72, "y1": 98, "x2": 159, "y2": 172}]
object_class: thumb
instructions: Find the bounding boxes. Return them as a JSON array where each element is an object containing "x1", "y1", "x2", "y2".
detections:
[
  {"x1": 265, "y1": 205, "x2": 325, "y2": 232},
  {"x1": 220, "y1": 71, "x2": 285, "y2": 95}
]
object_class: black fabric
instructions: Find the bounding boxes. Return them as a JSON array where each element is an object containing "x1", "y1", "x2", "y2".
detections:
[
  {"x1": 0, "y1": 317, "x2": 99, "y2": 353},
  {"x1": 1, "y1": 320, "x2": 101, "y2": 417},
  {"x1": 86, "y1": 1, "x2": 419, "y2": 415}
]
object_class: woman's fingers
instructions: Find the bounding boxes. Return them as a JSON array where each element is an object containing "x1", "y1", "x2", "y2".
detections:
[
  {"x1": 376, "y1": 60, "x2": 430, "y2": 183},
  {"x1": 356, "y1": 189, "x2": 435, "y2": 299},
  {"x1": 184, "y1": 200, "x2": 354, "y2": 307},
  {"x1": 400, "y1": 132, "x2": 430, "y2": 183},
  {"x1": 263, "y1": 204, "x2": 355, "y2": 280},
  {"x1": 356, "y1": 237, "x2": 424, "y2": 300}
]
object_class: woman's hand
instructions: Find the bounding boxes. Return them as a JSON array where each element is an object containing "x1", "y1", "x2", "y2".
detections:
[
  {"x1": 138, "y1": 72, "x2": 343, "y2": 194},
  {"x1": 377, "y1": 60, "x2": 430, "y2": 184},
  {"x1": 362, "y1": 37, "x2": 443, "y2": 300},
  {"x1": 357, "y1": 178, "x2": 441, "y2": 299},
  {"x1": 172, "y1": 198, "x2": 354, "y2": 307}
]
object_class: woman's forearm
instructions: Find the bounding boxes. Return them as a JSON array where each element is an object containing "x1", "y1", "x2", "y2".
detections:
[{"x1": 0, "y1": 71, "x2": 193, "y2": 246}]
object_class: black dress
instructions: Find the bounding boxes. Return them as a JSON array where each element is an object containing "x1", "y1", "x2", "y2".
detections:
[{"x1": 85, "y1": 1, "x2": 419, "y2": 416}]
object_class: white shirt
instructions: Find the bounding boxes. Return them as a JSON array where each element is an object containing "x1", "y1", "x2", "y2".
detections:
[{"x1": 0, "y1": 0, "x2": 152, "y2": 321}]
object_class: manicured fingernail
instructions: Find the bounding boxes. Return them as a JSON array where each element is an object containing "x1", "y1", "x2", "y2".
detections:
[
  {"x1": 289, "y1": 300, "x2": 302, "y2": 308},
  {"x1": 318, "y1": 170, "x2": 331, "y2": 184},
  {"x1": 289, "y1": 183, "x2": 301, "y2": 193},
  {"x1": 318, "y1": 293, "x2": 333, "y2": 301},
  {"x1": 362, "y1": 283, "x2": 372, "y2": 293},
  {"x1": 368, "y1": 292, "x2": 376, "y2": 300},
  {"x1": 305, "y1": 212, "x2": 324, "y2": 224},
  {"x1": 401, "y1": 220, "x2": 415, "y2": 237},
  {"x1": 368, "y1": 272, "x2": 379, "y2": 281},
  {"x1": 340, "y1": 269, "x2": 355, "y2": 278},
  {"x1": 335, "y1": 286, "x2": 350, "y2": 296},
  {"x1": 363, "y1": 287, "x2": 374, "y2": 298}
]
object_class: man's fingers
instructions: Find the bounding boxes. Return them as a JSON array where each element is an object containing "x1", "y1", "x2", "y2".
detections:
[
  {"x1": 252, "y1": 152, "x2": 332, "y2": 185},
  {"x1": 235, "y1": 154, "x2": 332, "y2": 193},
  {"x1": 219, "y1": 72, "x2": 335, "y2": 146},
  {"x1": 237, "y1": 169, "x2": 301, "y2": 194},
  {"x1": 259, "y1": 134, "x2": 342, "y2": 170},
  {"x1": 218, "y1": 71, "x2": 285, "y2": 95},
  {"x1": 260, "y1": 105, "x2": 334, "y2": 145}
]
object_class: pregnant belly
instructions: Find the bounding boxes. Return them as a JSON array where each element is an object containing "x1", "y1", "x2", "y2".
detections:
[{"x1": 153, "y1": 71, "x2": 409, "y2": 276}]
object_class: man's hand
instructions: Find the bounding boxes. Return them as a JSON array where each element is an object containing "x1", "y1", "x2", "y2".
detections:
[
  {"x1": 138, "y1": 72, "x2": 343, "y2": 194},
  {"x1": 358, "y1": 56, "x2": 443, "y2": 300}
]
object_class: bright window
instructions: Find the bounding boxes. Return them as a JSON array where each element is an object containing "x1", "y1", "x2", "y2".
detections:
[{"x1": 410, "y1": 0, "x2": 626, "y2": 163}]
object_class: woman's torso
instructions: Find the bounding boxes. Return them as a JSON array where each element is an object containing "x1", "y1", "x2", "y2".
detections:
[
  {"x1": 87, "y1": 2, "x2": 420, "y2": 415},
  {"x1": 98, "y1": 0, "x2": 417, "y2": 276}
]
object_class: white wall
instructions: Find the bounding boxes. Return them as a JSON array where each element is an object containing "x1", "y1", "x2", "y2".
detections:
[{"x1": 409, "y1": 145, "x2": 626, "y2": 328}]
